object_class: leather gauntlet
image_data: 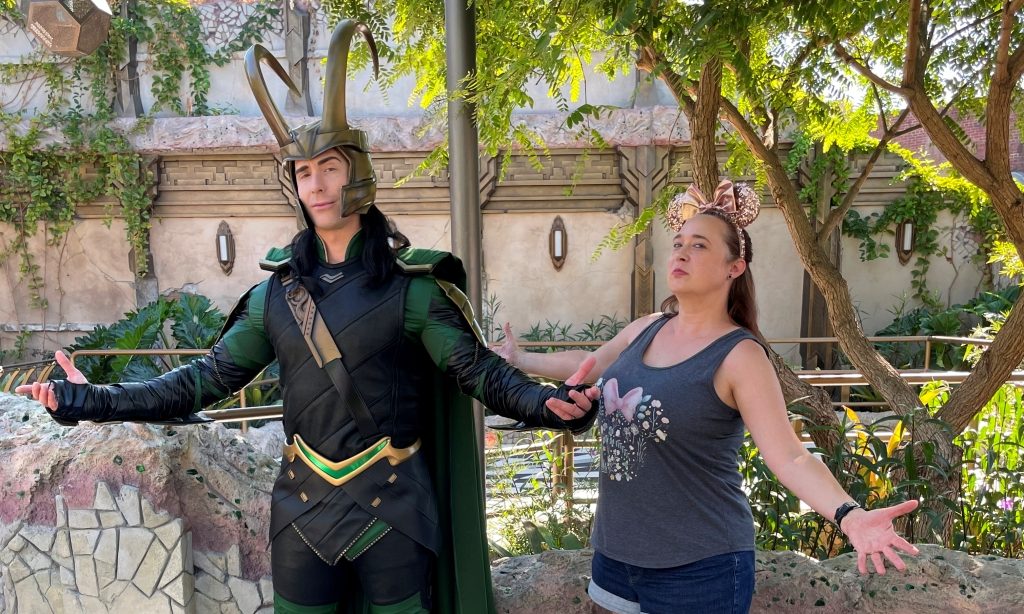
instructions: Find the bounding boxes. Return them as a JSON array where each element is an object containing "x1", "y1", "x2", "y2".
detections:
[
  {"x1": 428, "y1": 293, "x2": 597, "y2": 434},
  {"x1": 48, "y1": 341, "x2": 258, "y2": 427}
]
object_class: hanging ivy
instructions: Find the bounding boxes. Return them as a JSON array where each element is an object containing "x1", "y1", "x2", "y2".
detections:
[
  {"x1": 842, "y1": 142, "x2": 1003, "y2": 307},
  {"x1": 0, "y1": 0, "x2": 280, "y2": 310}
]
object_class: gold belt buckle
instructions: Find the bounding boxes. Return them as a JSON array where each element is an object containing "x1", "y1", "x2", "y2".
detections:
[{"x1": 283, "y1": 434, "x2": 420, "y2": 487}]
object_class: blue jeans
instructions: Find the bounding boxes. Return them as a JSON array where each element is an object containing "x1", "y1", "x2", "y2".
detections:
[{"x1": 589, "y1": 550, "x2": 755, "y2": 614}]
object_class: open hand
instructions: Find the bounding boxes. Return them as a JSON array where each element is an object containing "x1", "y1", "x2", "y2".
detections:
[
  {"x1": 842, "y1": 500, "x2": 921, "y2": 575},
  {"x1": 14, "y1": 351, "x2": 87, "y2": 412},
  {"x1": 494, "y1": 322, "x2": 520, "y2": 366},
  {"x1": 545, "y1": 356, "x2": 600, "y2": 421}
]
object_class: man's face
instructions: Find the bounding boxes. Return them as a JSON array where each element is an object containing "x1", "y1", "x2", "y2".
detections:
[{"x1": 294, "y1": 149, "x2": 352, "y2": 231}]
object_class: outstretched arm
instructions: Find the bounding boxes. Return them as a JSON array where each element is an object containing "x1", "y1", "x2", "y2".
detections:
[
  {"x1": 412, "y1": 279, "x2": 598, "y2": 431},
  {"x1": 18, "y1": 286, "x2": 275, "y2": 425},
  {"x1": 494, "y1": 314, "x2": 661, "y2": 382},
  {"x1": 727, "y1": 339, "x2": 920, "y2": 575}
]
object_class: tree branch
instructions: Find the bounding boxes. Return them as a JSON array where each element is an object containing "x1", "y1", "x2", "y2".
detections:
[
  {"x1": 817, "y1": 107, "x2": 911, "y2": 244},
  {"x1": 635, "y1": 46, "x2": 695, "y2": 116},
  {"x1": 832, "y1": 43, "x2": 907, "y2": 94},
  {"x1": 932, "y1": 10, "x2": 1001, "y2": 51},
  {"x1": 903, "y1": 0, "x2": 926, "y2": 87},
  {"x1": 937, "y1": 289, "x2": 1024, "y2": 433}
]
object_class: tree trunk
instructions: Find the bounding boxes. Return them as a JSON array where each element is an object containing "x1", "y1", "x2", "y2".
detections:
[{"x1": 691, "y1": 58, "x2": 722, "y2": 196}]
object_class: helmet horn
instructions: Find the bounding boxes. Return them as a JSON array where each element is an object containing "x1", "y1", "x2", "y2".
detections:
[
  {"x1": 245, "y1": 44, "x2": 301, "y2": 147},
  {"x1": 321, "y1": 19, "x2": 380, "y2": 134}
]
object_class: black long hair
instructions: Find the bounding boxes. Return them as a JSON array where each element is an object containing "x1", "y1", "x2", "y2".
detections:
[{"x1": 289, "y1": 204, "x2": 410, "y2": 295}]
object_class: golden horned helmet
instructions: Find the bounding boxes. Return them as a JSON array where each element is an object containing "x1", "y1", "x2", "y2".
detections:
[{"x1": 245, "y1": 19, "x2": 380, "y2": 227}]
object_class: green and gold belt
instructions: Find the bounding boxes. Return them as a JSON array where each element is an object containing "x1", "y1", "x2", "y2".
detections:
[{"x1": 284, "y1": 433, "x2": 420, "y2": 487}]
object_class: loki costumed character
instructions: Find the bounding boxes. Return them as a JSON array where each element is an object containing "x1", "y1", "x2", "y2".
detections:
[{"x1": 45, "y1": 19, "x2": 595, "y2": 614}]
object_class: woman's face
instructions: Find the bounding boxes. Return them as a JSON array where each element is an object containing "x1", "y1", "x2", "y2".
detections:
[{"x1": 665, "y1": 214, "x2": 745, "y2": 296}]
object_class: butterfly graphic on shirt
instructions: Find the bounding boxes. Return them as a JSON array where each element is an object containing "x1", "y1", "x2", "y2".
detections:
[{"x1": 597, "y1": 377, "x2": 670, "y2": 481}]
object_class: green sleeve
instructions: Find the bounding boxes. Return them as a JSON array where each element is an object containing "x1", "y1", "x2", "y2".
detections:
[
  {"x1": 404, "y1": 277, "x2": 486, "y2": 398},
  {"x1": 218, "y1": 280, "x2": 276, "y2": 374},
  {"x1": 218, "y1": 279, "x2": 276, "y2": 373}
]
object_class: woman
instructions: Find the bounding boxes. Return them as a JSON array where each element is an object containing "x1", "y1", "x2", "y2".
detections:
[{"x1": 496, "y1": 180, "x2": 919, "y2": 614}]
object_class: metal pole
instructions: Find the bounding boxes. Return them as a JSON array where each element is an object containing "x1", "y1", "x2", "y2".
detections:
[
  {"x1": 444, "y1": 0, "x2": 486, "y2": 464},
  {"x1": 445, "y1": 0, "x2": 482, "y2": 308}
]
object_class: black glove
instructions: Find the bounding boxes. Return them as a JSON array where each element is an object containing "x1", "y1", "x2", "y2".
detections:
[{"x1": 488, "y1": 383, "x2": 597, "y2": 434}]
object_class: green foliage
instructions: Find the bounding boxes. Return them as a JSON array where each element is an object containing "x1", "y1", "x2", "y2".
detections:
[
  {"x1": 745, "y1": 390, "x2": 1024, "y2": 559},
  {"x1": 0, "y1": 0, "x2": 279, "y2": 308},
  {"x1": 68, "y1": 293, "x2": 226, "y2": 384},
  {"x1": 485, "y1": 429, "x2": 594, "y2": 556},
  {"x1": 842, "y1": 144, "x2": 1003, "y2": 305},
  {"x1": 872, "y1": 285, "x2": 1020, "y2": 370},
  {"x1": 989, "y1": 241, "x2": 1023, "y2": 280},
  {"x1": 517, "y1": 315, "x2": 628, "y2": 353}
]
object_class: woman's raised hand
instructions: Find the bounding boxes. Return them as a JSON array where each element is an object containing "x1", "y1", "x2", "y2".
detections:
[
  {"x1": 494, "y1": 322, "x2": 520, "y2": 366},
  {"x1": 14, "y1": 351, "x2": 88, "y2": 411},
  {"x1": 544, "y1": 356, "x2": 601, "y2": 421},
  {"x1": 841, "y1": 500, "x2": 921, "y2": 575}
]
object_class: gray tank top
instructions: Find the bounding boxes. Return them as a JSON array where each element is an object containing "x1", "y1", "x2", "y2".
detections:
[{"x1": 590, "y1": 315, "x2": 761, "y2": 568}]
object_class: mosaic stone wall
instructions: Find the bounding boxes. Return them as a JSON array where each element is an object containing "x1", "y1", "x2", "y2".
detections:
[{"x1": 1, "y1": 483, "x2": 273, "y2": 614}]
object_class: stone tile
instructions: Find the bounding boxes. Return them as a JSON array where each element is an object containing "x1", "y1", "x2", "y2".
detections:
[
  {"x1": 31, "y1": 568, "x2": 50, "y2": 593},
  {"x1": 194, "y1": 570, "x2": 231, "y2": 601},
  {"x1": 19, "y1": 525, "x2": 56, "y2": 553},
  {"x1": 134, "y1": 538, "x2": 169, "y2": 597},
  {"x1": 1, "y1": 547, "x2": 15, "y2": 566},
  {"x1": 1, "y1": 520, "x2": 24, "y2": 550},
  {"x1": 100, "y1": 510, "x2": 127, "y2": 528},
  {"x1": 96, "y1": 559, "x2": 117, "y2": 589},
  {"x1": 70, "y1": 528, "x2": 101, "y2": 556},
  {"x1": 10, "y1": 555, "x2": 32, "y2": 582},
  {"x1": 160, "y1": 537, "x2": 186, "y2": 589},
  {"x1": 162, "y1": 571, "x2": 195, "y2": 607},
  {"x1": 225, "y1": 544, "x2": 241, "y2": 577},
  {"x1": 111, "y1": 583, "x2": 173, "y2": 614},
  {"x1": 155, "y1": 519, "x2": 184, "y2": 550},
  {"x1": 194, "y1": 591, "x2": 221, "y2": 614},
  {"x1": 258, "y1": 577, "x2": 273, "y2": 605},
  {"x1": 142, "y1": 498, "x2": 172, "y2": 529},
  {"x1": 43, "y1": 582, "x2": 64, "y2": 614},
  {"x1": 117, "y1": 528, "x2": 155, "y2": 580},
  {"x1": 74, "y1": 554, "x2": 99, "y2": 597},
  {"x1": 100, "y1": 578, "x2": 130, "y2": 604},
  {"x1": 49, "y1": 567, "x2": 62, "y2": 591},
  {"x1": 68, "y1": 509, "x2": 99, "y2": 529},
  {"x1": 193, "y1": 551, "x2": 225, "y2": 583},
  {"x1": 62, "y1": 591, "x2": 107, "y2": 614},
  {"x1": 7, "y1": 534, "x2": 26, "y2": 552},
  {"x1": 20, "y1": 542, "x2": 52, "y2": 571},
  {"x1": 227, "y1": 576, "x2": 260, "y2": 614},
  {"x1": 95, "y1": 528, "x2": 118, "y2": 565},
  {"x1": 77, "y1": 593, "x2": 109, "y2": 614},
  {"x1": 94, "y1": 481, "x2": 117, "y2": 510},
  {"x1": 221, "y1": 602, "x2": 242, "y2": 614},
  {"x1": 117, "y1": 485, "x2": 143, "y2": 526},
  {"x1": 255, "y1": 608, "x2": 273, "y2": 614},
  {"x1": 14, "y1": 576, "x2": 47, "y2": 614},
  {"x1": 59, "y1": 565, "x2": 75, "y2": 587},
  {"x1": 61, "y1": 591, "x2": 82, "y2": 614},
  {"x1": 55, "y1": 496, "x2": 67, "y2": 528},
  {"x1": 51, "y1": 530, "x2": 72, "y2": 568}
]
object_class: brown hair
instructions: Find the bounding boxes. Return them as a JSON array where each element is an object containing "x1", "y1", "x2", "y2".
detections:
[{"x1": 660, "y1": 210, "x2": 762, "y2": 338}]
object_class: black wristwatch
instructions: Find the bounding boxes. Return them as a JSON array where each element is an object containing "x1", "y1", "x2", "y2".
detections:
[{"x1": 833, "y1": 501, "x2": 863, "y2": 532}]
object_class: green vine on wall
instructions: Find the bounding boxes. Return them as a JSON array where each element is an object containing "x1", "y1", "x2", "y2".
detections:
[
  {"x1": 0, "y1": 0, "x2": 279, "y2": 310},
  {"x1": 841, "y1": 142, "x2": 1004, "y2": 308}
]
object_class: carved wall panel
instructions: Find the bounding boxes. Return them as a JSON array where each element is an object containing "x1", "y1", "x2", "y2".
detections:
[{"x1": 155, "y1": 154, "x2": 293, "y2": 218}]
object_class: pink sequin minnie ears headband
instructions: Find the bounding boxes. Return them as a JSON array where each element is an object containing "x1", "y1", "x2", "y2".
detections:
[{"x1": 666, "y1": 179, "x2": 761, "y2": 261}]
